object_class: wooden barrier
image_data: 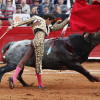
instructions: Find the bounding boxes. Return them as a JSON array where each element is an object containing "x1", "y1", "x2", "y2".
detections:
[{"x1": 0, "y1": 26, "x2": 100, "y2": 62}]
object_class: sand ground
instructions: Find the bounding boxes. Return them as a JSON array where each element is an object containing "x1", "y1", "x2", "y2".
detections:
[{"x1": 0, "y1": 62, "x2": 100, "y2": 100}]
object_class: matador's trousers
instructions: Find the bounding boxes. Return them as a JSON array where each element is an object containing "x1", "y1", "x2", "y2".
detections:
[
  {"x1": 33, "y1": 31, "x2": 45, "y2": 74},
  {"x1": 17, "y1": 31, "x2": 45, "y2": 74}
]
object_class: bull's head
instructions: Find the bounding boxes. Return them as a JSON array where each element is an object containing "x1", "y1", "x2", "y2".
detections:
[{"x1": 84, "y1": 30, "x2": 100, "y2": 46}]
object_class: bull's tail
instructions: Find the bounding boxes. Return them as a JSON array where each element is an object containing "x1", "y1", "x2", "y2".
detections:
[{"x1": 2, "y1": 41, "x2": 15, "y2": 54}]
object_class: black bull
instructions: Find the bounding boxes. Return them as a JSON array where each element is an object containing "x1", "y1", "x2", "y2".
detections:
[{"x1": 1, "y1": 32, "x2": 100, "y2": 87}]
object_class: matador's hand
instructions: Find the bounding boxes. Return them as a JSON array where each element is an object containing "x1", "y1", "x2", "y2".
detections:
[{"x1": 7, "y1": 26, "x2": 13, "y2": 31}]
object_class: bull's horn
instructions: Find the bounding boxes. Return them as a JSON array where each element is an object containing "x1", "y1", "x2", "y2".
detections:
[{"x1": 84, "y1": 33, "x2": 89, "y2": 38}]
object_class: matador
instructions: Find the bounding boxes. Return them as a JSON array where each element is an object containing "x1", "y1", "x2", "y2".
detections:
[{"x1": 8, "y1": 14, "x2": 70, "y2": 89}]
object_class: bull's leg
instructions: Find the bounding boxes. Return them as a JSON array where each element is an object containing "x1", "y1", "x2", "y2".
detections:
[
  {"x1": 17, "y1": 68, "x2": 34, "y2": 87},
  {"x1": 69, "y1": 62, "x2": 100, "y2": 82},
  {"x1": 17, "y1": 68, "x2": 31, "y2": 87},
  {"x1": 0, "y1": 64, "x2": 16, "y2": 82}
]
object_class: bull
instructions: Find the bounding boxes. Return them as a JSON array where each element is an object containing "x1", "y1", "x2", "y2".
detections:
[{"x1": 0, "y1": 31, "x2": 100, "y2": 87}]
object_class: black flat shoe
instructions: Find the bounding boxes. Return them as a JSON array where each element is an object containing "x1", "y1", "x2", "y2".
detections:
[{"x1": 9, "y1": 77, "x2": 14, "y2": 89}]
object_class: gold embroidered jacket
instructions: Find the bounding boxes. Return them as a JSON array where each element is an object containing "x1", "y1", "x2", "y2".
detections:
[{"x1": 13, "y1": 15, "x2": 69, "y2": 36}]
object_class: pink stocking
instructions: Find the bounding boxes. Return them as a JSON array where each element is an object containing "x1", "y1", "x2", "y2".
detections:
[
  {"x1": 13, "y1": 66, "x2": 21, "y2": 84},
  {"x1": 36, "y1": 73, "x2": 44, "y2": 87}
]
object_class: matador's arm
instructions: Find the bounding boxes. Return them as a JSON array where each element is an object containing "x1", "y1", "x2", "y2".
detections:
[
  {"x1": 50, "y1": 17, "x2": 70, "y2": 32},
  {"x1": 13, "y1": 16, "x2": 36, "y2": 27}
]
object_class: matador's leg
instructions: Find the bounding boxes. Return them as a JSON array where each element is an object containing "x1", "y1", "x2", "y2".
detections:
[
  {"x1": 17, "y1": 41, "x2": 34, "y2": 68},
  {"x1": 33, "y1": 31, "x2": 45, "y2": 88},
  {"x1": 9, "y1": 41, "x2": 34, "y2": 89},
  {"x1": 33, "y1": 31, "x2": 45, "y2": 74}
]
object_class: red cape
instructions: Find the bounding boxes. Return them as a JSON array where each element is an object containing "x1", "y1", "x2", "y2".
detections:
[{"x1": 70, "y1": 0, "x2": 100, "y2": 33}]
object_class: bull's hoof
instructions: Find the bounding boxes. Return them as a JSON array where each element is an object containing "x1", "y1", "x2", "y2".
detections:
[
  {"x1": 95, "y1": 77, "x2": 100, "y2": 82},
  {"x1": 9, "y1": 77, "x2": 14, "y2": 89},
  {"x1": 90, "y1": 76, "x2": 100, "y2": 82},
  {"x1": 38, "y1": 86, "x2": 46, "y2": 89}
]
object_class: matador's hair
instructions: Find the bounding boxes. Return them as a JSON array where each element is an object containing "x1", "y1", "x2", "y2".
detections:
[{"x1": 43, "y1": 13, "x2": 56, "y2": 22}]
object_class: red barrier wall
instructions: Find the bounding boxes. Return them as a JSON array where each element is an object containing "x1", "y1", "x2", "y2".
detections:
[{"x1": 0, "y1": 26, "x2": 100, "y2": 62}]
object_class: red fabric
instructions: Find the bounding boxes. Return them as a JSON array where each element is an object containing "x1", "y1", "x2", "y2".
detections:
[{"x1": 70, "y1": 0, "x2": 100, "y2": 33}]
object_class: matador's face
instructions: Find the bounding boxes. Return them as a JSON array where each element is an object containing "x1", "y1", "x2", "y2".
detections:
[{"x1": 45, "y1": 19, "x2": 53, "y2": 26}]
